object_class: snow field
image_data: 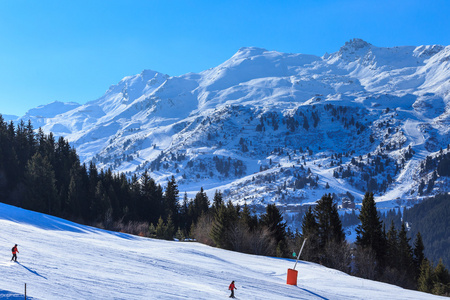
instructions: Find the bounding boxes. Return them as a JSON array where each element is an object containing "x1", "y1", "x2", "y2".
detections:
[{"x1": 0, "y1": 203, "x2": 443, "y2": 299}]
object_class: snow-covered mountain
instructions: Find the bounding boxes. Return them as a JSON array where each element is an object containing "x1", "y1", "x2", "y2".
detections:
[
  {"x1": 0, "y1": 202, "x2": 442, "y2": 299},
  {"x1": 13, "y1": 39, "x2": 450, "y2": 218},
  {"x1": 4, "y1": 101, "x2": 81, "y2": 124}
]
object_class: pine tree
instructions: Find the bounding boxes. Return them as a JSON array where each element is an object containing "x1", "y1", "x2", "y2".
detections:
[
  {"x1": 301, "y1": 206, "x2": 319, "y2": 263},
  {"x1": 165, "y1": 215, "x2": 175, "y2": 240},
  {"x1": 356, "y1": 192, "x2": 385, "y2": 263},
  {"x1": 210, "y1": 201, "x2": 238, "y2": 249},
  {"x1": 179, "y1": 192, "x2": 191, "y2": 234},
  {"x1": 314, "y1": 194, "x2": 345, "y2": 248},
  {"x1": 92, "y1": 180, "x2": 112, "y2": 222},
  {"x1": 432, "y1": 259, "x2": 450, "y2": 295},
  {"x1": 240, "y1": 203, "x2": 257, "y2": 231},
  {"x1": 164, "y1": 176, "x2": 180, "y2": 228},
  {"x1": 261, "y1": 204, "x2": 287, "y2": 257},
  {"x1": 211, "y1": 190, "x2": 223, "y2": 212},
  {"x1": 155, "y1": 216, "x2": 166, "y2": 239},
  {"x1": 413, "y1": 232, "x2": 425, "y2": 276},
  {"x1": 398, "y1": 223, "x2": 414, "y2": 274},
  {"x1": 385, "y1": 221, "x2": 399, "y2": 269},
  {"x1": 140, "y1": 171, "x2": 163, "y2": 224},
  {"x1": 192, "y1": 187, "x2": 210, "y2": 223},
  {"x1": 67, "y1": 165, "x2": 84, "y2": 218},
  {"x1": 418, "y1": 259, "x2": 434, "y2": 293},
  {"x1": 148, "y1": 223, "x2": 156, "y2": 238},
  {"x1": 24, "y1": 153, "x2": 58, "y2": 214},
  {"x1": 302, "y1": 206, "x2": 318, "y2": 237}
]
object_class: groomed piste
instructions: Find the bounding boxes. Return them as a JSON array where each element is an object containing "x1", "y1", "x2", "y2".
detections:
[{"x1": 0, "y1": 202, "x2": 442, "y2": 299}]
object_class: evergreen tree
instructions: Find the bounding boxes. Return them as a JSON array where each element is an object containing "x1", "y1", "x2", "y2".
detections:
[
  {"x1": 300, "y1": 194, "x2": 348, "y2": 269},
  {"x1": 155, "y1": 216, "x2": 167, "y2": 239},
  {"x1": 356, "y1": 192, "x2": 385, "y2": 263},
  {"x1": 66, "y1": 165, "x2": 84, "y2": 218},
  {"x1": 210, "y1": 201, "x2": 238, "y2": 249},
  {"x1": 261, "y1": 204, "x2": 287, "y2": 256},
  {"x1": 92, "y1": 180, "x2": 112, "y2": 222},
  {"x1": 165, "y1": 215, "x2": 175, "y2": 240},
  {"x1": 397, "y1": 223, "x2": 414, "y2": 276},
  {"x1": 140, "y1": 171, "x2": 163, "y2": 224},
  {"x1": 179, "y1": 192, "x2": 191, "y2": 234},
  {"x1": 418, "y1": 259, "x2": 434, "y2": 293},
  {"x1": 24, "y1": 153, "x2": 58, "y2": 214},
  {"x1": 432, "y1": 259, "x2": 450, "y2": 295},
  {"x1": 240, "y1": 203, "x2": 257, "y2": 231},
  {"x1": 164, "y1": 176, "x2": 180, "y2": 228},
  {"x1": 211, "y1": 190, "x2": 223, "y2": 212},
  {"x1": 403, "y1": 194, "x2": 450, "y2": 271},
  {"x1": 413, "y1": 232, "x2": 425, "y2": 275},
  {"x1": 301, "y1": 206, "x2": 318, "y2": 238},
  {"x1": 192, "y1": 187, "x2": 210, "y2": 223},
  {"x1": 385, "y1": 221, "x2": 399, "y2": 269},
  {"x1": 314, "y1": 194, "x2": 345, "y2": 248},
  {"x1": 301, "y1": 206, "x2": 319, "y2": 262}
]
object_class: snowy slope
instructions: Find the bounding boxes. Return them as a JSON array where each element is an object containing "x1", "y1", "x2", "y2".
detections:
[
  {"x1": 0, "y1": 202, "x2": 444, "y2": 300},
  {"x1": 9, "y1": 39, "x2": 450, "y2": 215}
]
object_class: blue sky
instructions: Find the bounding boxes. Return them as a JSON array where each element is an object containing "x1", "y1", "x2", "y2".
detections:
[{"x1": 1, "y1": 0, "x2": 449, "y2": 116}]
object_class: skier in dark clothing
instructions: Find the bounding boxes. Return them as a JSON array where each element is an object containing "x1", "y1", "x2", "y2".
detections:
[
  {"x1": 228, "y1": 280, "x2": 237, "y2": 298},
  {"x1": 11, "y1": 244, "x2": 19, "y2": 262}
]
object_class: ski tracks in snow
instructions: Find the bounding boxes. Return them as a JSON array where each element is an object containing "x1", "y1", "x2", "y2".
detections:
[{"x1": 379, "y1": 118, "x2": 428, "y2": 202}]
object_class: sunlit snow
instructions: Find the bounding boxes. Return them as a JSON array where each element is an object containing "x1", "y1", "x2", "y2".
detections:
[{"x1": 0, "y1": 203, "x2": 443, "y2": 299}]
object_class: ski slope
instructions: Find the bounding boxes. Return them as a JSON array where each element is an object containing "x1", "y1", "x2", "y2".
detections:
[{"x1": 0, "y1": 203, "x2": 444, "y2": 299}]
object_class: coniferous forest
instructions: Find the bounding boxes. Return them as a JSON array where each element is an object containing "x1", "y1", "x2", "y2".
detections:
[
  {"x1": 0, "y1": 117, "x2": 288, "y2": 255},
  {"x1": 0, "y1": 116, "x2": 449, "y2": 296},
  {"x1": 403, "y1": 194, "x2": 450, "y2": 270},
  {"x1": 0, "y1": 117, "x2": 211, "y2": 238}
]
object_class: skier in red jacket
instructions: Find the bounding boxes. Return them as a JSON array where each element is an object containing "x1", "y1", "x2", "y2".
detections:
[
  {"x1": 11, "y1": 244, "x2": 19, "y2": 262},
  {"x1": 228, "y1": 280, "x2": 237, "y2": 298}
]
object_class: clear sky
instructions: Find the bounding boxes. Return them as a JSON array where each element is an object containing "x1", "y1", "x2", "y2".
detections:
[{"x1": 1, "y1": 0, "x2": 449, "y2": 116}]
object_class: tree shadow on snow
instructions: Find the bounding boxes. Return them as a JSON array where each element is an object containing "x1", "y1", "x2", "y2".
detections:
[
  {"x1": 0, "y1": 289, "x2": 35, "y2": 299},
  {"x1": 0, "y1": 203, "x2": 139, "y2": 240},
  {"x1": 17, "y1": 262, "x2": 47, "y2": 280},
  {"x1": 297, "y1": 287, "x2": 329, "y2": 300}
]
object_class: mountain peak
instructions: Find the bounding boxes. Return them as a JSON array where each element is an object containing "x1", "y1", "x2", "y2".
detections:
[
  {"x1": 24, "y1": 101, "x2": 81, "y2": 118},
  {"x1": 140, "y1": 69, "x2": 168, "y2": 79},
  {"x1": 327, "y1": 38, "x2": 373, "y2": 62},
  {"x1": 233, "y1": 47, "x2": 268, "y2": 58},
  {"x1": 341, "y1": 38, "x2": 371, "y2": 51}
]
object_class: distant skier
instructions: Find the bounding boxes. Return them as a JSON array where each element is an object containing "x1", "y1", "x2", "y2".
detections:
[
  {"x1": 11, "y1": 244, "x2": 19, "y2": 262},
  {"x1": 228, "y1": 280, "x2": 237, "y2": 298}
]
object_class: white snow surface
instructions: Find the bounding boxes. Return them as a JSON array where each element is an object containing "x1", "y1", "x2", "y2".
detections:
[{"x1": 0, "y1": 203, "x2": 444, "y2": 300}]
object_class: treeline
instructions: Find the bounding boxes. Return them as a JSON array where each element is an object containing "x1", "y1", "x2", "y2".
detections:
[
  {"x1": 297, "y1": 192, "x2": 449, "y2": 296},
  {"x1": 0, "y1": 117, "x2": 292, "y2": 256},
  {"x1": 0, "y1": 117, "x2": 292, "y2": 257},
  {"x1": 193, "y1": 194, "x2": 290, "y2": 257},
  {"x1": 403, "y1": 193, "x2": 450, "y2": 272},
  {"x1": 0, "y1": 117, "x2": 209, "y2": 236},
  {"x1": 1, "y1": 117, "x2": 448, "y2": 296}
]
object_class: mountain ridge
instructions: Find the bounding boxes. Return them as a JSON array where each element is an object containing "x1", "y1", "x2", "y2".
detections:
[{"x1": 7, "y1": 39, "x2": 450, "y2": 220}]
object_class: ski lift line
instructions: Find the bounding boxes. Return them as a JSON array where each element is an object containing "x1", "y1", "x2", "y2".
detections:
[{"x1": 293, "y1": 238, "x2": 307, "y2": 270}]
